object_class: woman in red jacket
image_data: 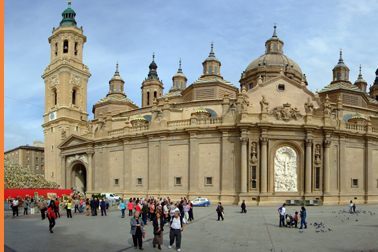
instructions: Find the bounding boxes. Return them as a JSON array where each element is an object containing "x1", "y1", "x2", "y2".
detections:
[
  {"x1": 47, "y1": 202, "x2": 56, "y2": 233},
  {"x1": 128, "y1": 198, "x2": 134, "y2": 216}
]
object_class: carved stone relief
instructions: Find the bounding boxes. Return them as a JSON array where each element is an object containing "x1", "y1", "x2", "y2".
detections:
[
  {"x1": 260, "y1": 95, "x2": 269, "y2": 112},
  {"x1": 323, "y1": 95, "x2": 332, "y2": 116},
  {"x1": 70, "y1": 74, "x2": 82, "y2": 87},
  {"x1": 274, "y1": 146, "x2": 298, "y2": 192},
  {"x1": 314, "y1": 144, "x2": 321, "y2": 165},
  {"x1": 48, "y1": 75, "x2": 59, "y2": 89},
  {"x1": 272, "y1": 103, "x2": 302, "y2": 122},
  {"x1": 66, "y1": 154, "x2": 88, "y2": 167},
  {"x1": 250, "y1": 141, "x2": 258, "y2": 164},
  {"x1": 304, "y1": 97, "x2": 314, "y2": 114}
]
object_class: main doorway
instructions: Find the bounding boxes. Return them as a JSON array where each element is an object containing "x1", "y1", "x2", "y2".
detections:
[{"x1": 71, "y1": 163, "x2": 87, "y2": 194}]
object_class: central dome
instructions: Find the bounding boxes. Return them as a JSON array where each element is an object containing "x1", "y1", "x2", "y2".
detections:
[{"x1": 245, "y1": 53, "x2": 302, "y2": 75}]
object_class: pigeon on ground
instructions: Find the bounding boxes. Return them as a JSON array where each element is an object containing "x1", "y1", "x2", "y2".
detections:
[
  {"x1": 299, "y1": 231, "x2": 303, "y2": 233},
  {"x1": 328, "y1": 228, "x2": 332, "y2": 231},
  {"x1": 356, "y1": 220, "x2": 358, "y2": 222},
  {"x1": 341, "y1": 220, "x2": 344, "y2": 222},
  {"x1": 315, "y1": 230, "x2": 320, "y2": 233}
]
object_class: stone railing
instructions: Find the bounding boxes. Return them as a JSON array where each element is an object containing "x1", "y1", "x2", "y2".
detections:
[
  {"x1": 372, "y1": 126, "x2": 378, "y2": 133},
  {"x1": 197, "y1": 117, "x2": 222, "y2": 125},
  {"x1": 167, "y1": 119, "x2": 191, "y2": 128},
  {"x1": 128, "y1": 125, "x2": 149, "y2": 133},
  {"x1": 345, "y1": 123, "x2": 366, "y2": 131},
  {"x1": 108, "y1": 128, "x2": 124, "y2": 136}
]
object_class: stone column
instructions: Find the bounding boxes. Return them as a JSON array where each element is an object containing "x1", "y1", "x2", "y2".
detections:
[
  {"x1": 60, "y1": 154, "x2": 66, "y2": 188},
  {"x1": 260, "y1": 137, "x2": 268, "y2": 193},
  {"x1": 339, "y1": 136, "x2": 346, "y2": 194},
  {"x1": 86, "y1": 151, "x2": 94, "y2": 193},
  {"x1": 365, "y1": 138, "x2": 373, "y2": 202},
  {"x1": 323, "y1": 140, "x2": 332, "y2": 193},
  {"x1": 305, "y1": 139, "x2": 313, "y2": 194},
  {"x1": 240, "y1": 137, "x2": 248, "y2": 193},
  {"x1": 189, "y1": 132, "x2": 199, "y2": 195}
]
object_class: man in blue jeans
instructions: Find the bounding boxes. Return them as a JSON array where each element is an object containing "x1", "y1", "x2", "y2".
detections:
[
  {"x1": 120, "y1": 200, "x2": 126, "y2": 218},
  {"x1": 278, "y1": 203, "x2": 286, "y2": 227}
]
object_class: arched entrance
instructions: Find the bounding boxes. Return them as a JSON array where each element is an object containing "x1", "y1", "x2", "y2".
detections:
[{"x1": 71, "y1": 162, "x2": 87, "y2": 194}]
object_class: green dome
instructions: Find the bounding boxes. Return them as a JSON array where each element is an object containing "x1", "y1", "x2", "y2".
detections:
[{"x1": 60, "y1": 1, "x2": 77, "y2": 27}]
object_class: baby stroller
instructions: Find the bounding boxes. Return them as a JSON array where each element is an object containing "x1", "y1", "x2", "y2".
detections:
[{"x1": 285, "y1": 214, "x2": 296, "y2": 228}]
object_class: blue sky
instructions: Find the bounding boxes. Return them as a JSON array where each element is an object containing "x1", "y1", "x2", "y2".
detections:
[{"x1": 4, "y1": 0, "x2": 378, "y2": 151}]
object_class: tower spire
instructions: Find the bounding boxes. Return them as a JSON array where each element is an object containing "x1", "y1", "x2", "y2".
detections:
[
  {"x1": 339, "y1": 48, "x2": 344, "y2": 63},
  {"x1": 115, "y1": 61, "x2": 119, "y2": 75},
  {"x1": 209, "y1": 41, "x2": 215, "y2": 57},
  {"x1": 272, "y1": 23, "x2": 277, "y2": 38},
  {"x1": 178, "y1": 58, "x2": 183, "y2": 73}
]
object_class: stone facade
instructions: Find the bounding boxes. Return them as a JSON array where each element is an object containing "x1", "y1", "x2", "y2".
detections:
[{"x1": 43, "y1": 3, "x2": 378, "y2": 205}]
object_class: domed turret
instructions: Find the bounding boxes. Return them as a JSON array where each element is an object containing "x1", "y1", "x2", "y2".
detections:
[
  {"x1": 331, "y1": 50, "x2": 350, "y2": 84},
  {"x1": 108, "y1": 62, "x2": 125, "y2": 96},
  {"x1": 60, "y1": 1, "x2": 77, "y2": 27},
  {"x1": 241, "y1": 25, "x2": 304, "y2": 91},
  {"x1": 354, "y1": 65, "x2": 367, "y2": 92},
  {"x1": 141, "y1": 53, "x2": 164, "y2": 107},
  {"x1": 348, "y1": 113, "x2": 367, "y2": 124},
  {"x1": 369, "y1": 68, "x2": 378, "y2": 101},
  {"x1": 171, "y1": 59, "x2": 187, "y2": 92},
  {"x1": 202, "y1": 42, "x2": 222, "y2": 78}
]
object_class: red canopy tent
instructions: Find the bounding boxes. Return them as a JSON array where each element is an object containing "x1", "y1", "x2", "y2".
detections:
[{"x1": 4, "y1": 189, "x2": 73, "y2": 199}]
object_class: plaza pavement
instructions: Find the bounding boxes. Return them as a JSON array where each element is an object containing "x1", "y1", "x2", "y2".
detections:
[{"x1": 4, "y1": 204, "x2": 378, "y2": 252}]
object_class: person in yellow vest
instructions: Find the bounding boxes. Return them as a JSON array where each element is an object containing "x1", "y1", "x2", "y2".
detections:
[{"x1": 65, "y1": 199, "x2": 72, "y2": 218}]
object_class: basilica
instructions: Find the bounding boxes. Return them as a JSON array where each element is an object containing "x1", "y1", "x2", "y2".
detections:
[{"x1": 42, "y1": 2, "x2": 378, "y2": 205}]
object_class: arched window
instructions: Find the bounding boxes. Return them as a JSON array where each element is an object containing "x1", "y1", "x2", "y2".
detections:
[
  {"x1": 203, "y1": 66, "x2": 206, "y2": 74},
  {"x1": 154, "y1": 91, "x2": 157, "y2": 100},
  {"x1": 176, "y1": 81, "x2": 178, "y2": 88},
  {"x1": 121, "y1": 85, "x2": 123, "y2": 92},
  {"x1": 111, "y1": 85, "x2": 114, "y2": 92},
  {"x1": 273, "y1": 44, "x2": 277, "y2": 50},
  {"x1": 181, "y1": 81, "x2": 183, "y2": 89},
  {"x1": 63, "y1": 40, "x2": 68, "y2": 54},
  {"x1": 74, "y1": 42, "x2": 78, "y2": 56},
  {"x1": 209, "y1": 66, "x2": 212, "y2": 74},
  {"x1": 116, "y1": 85, "x2": 119, "y2": 92},
  {"x1": 342, "y1": 72, "x2": 345, "y2": 80},
  {"x1": 54, "y1": 90, "x2": 57, "y2": 105},
  {"x1": 72, "y1": 89, "x2": 76, "y2": 105},
  {"x1": 337, "y1": 72, "x2": 340, "y2": 80},
  {"x1": 214, "y1": 66, "x2": 218, "y2": 75},
  {"x1": 55, "y1": 43, "x2": 58, "y2": 56},
  {"x1": 267, "y1": 45, "x2": 271, "y2": 52},
  {"x1": 147, "y1": 92, "x2": 150, "y2": 105}
]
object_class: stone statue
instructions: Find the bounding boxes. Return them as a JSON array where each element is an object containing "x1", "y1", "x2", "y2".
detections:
[
  {"x1": 304, "y1": 97, "x2": 314, "y2": 114},
  {"x1": 250, "y1": 142, "x2": 257, "y2": 164},
  {"x1": 87, "y1": 121, "x2": 93, "y2": 132},
  {"x1": 260, "y1": 95, "x2": 269, "y2": 112},
  {"x1": 323, "y1": 95, "x2": 332, "y2": 116},
  {"x1": 315, "y1": 144, "x2": 321, "y2": 165},
  {"x1": 61, "y1": 129, "x2": 66, "y2": 139},
  {"x1": 241, "y1": 98, "x2": 249, "y2": 112}
]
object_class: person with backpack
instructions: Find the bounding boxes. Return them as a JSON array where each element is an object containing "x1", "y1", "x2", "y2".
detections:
[
  {"x1": 47, "y1": 201, "x2": 56, "y2": 233},
  {"x1": 168, "y1": 211, "x2": 186, "y2": 252},
  {"x1": 216, "y1": 202, "x2": 224, "y2": 221}
]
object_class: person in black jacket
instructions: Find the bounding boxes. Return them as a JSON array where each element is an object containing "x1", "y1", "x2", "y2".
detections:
[
  {"x1": 216, "y1": 202, "x2": 224, "y2": 221},
  {"x1": 100, "y1": 198, "x2": 107, "y2": 216},
  {"x1": 90, "y1": 198, "x2": 96, "y2": 216},
  {"x1": 241, "y1": 200, "x2": 247, "y2": 213},
  {"x1": 95, "y1": 198, "x2": 100, "y2": 216},
  {"x1": 152, "y1": 211, "x2": 164, "y2": 250}
]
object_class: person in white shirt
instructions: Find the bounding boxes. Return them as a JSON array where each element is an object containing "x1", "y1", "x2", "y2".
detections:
[
  {"x1": 12, "y1": 198, "x2": 19, "y2": 217},
  {"x1": 277, "y1": 203, "x2": 286, "y2": 227},
  {"x1": 168, "y1": 211, "x2": 186, "y2": 251},
  {"x1": 349, "y1": 200, "x2": 353, "y2": 213}
]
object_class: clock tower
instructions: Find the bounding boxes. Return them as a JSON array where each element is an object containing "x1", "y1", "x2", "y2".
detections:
[{"x1": 41, "y1": 1, "x2": 91, "y2": 185}]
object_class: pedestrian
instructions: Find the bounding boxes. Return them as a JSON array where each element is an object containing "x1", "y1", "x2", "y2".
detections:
[
  {"x1": 30, "y1": 198, "x2": 36, "y2": 214},
  {"x1": 65, "y1": 199, "x2": 72, "y2": 218},
  {"x1": 216, "y1": 202, "x2": 224, "y2": 221},
  {"x1": 128, "y1": 198, "x2": 134, "y2": 216},
  {"x1": 142, "y1": 201, "x2": 148, "y2": 224},
  {"x1": 95, "y1": 198, "x2": 100, "y2": 215},
  {"x1": 188, "y1": 200, "x2": 194, "y2": 221},
  {"x1": 79, "y1": 198, "x2": 84, "y2": 213},
  {"x1": 120, "y1": 200, "x2": 126, "y2": 218},
  {"x1": 74, "y1": 198, "x2": 80, "y2": 213},
  {"x1": 299, "y1": 206, "x2": 307, "y2": 229},
  {"x1": 130, "y1": 212, "x2": 145, "y2": 250},
  {"x1": 178, "y1": 201, "x2": 184, "y2": 218},
  {"x1": 12, "y1": 198, "x2": 19, "y2": 217},
  {"x1": 168, "y1": 211, "x2": 186, "y2": 252},
  {"x1": 85, "y1": 198, "x2": 90, "y2": 216},
  {"x1": 135, "y1": 199, "x2": 141, "y2": 213},
  {"x1": 163, "y1": 201, "x2": 169, "y2": 225},
  {"x1": 349, "y1": 200, "x2": 353, "y2": 213},
  {"x1": 150, "y1": 201, "x2": 156, "y2": 222},
  {"x1": 278, "y1": 203, "x2": 286, "y2": 227},
  {"x1": 38, "y1": 199, "x2": 47, "y2": 220},
  {"x1": 23, "y1": 199, "x2": 29, "y2": 215},
  {"x1": 106, "y1": 198, "x2": 110, "y2": 209},
  {"x1": 100, "y1": 198, "x2": 107, "y2": 216},
  {"x1": 90, "y1": 198, "x2": 96, "y2": 216},
  {"x1": 47, "y1": 201, "x2": 56, "y2": 233},
  {"x1": 294, "y1": 211, "x2": 299, "y2": 228},
  {"x1": 353, "y1": 202, "x2": 356, "y2": 213},
  {"x1": 153, "y1": 211, "x2": 164, "y2": 250},
  {"x1": 54, "y1": 198, "x2": 61, "y2": 218},
  {"x1": 241, "y1": 200, "x2": 247, "y2": 213},
  {"x1": 183, "y1": 201, "x2": 190, "y2": 223}
]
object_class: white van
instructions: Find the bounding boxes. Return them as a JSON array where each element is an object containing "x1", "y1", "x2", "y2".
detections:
[{"x1": 104, "y1": 193, "x2": 122, "y2": 201}]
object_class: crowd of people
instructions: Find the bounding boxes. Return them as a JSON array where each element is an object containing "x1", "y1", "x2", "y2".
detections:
[{"x1": 124, "y1": 197, "x2": 194, "y2": 251}]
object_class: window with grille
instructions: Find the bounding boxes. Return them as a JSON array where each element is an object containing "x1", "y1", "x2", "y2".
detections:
[{"x1": 315, "y1": 167, "x2": 320, "y2": 189}]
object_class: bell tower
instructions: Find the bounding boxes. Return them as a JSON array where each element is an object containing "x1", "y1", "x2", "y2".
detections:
[
  {"x1": 141, "y1": 53, "x2": 164, "y2": 107},
  {"x1": 41, "y1": 1, "x2": 91, "y2": 185}
]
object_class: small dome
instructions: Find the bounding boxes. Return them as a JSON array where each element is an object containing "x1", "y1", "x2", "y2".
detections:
[
  {"x1": 245, "y1": 54, "x2": 302, "y2": 74},
  {"x1": 354, "y1": 66, "x2": 367, "y2": 85},
  {"x1": 62, "y1": 2, "x2": 76, "y2": 15},
  {"x1": 349, "y1": 113, "x2": 366, "y2": 121},
  {"x1": 333, "y1": 51, "x2": 349, "y2": 70},
  {"x1": 60, "y1": 1, "x2": 77, "y2": 27},
  {"x1": 203, "y1": 43, "x2": 220, "y2": 63},
  {"x1": 110, "y1": 63, "x2": 124, "y2": 82},
  {"x1": 130, "y1": 114, "x2": 147, "y2": 122},
  {"x1": 194, "y1": 106, "x2": 210, "y2": 115}
]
